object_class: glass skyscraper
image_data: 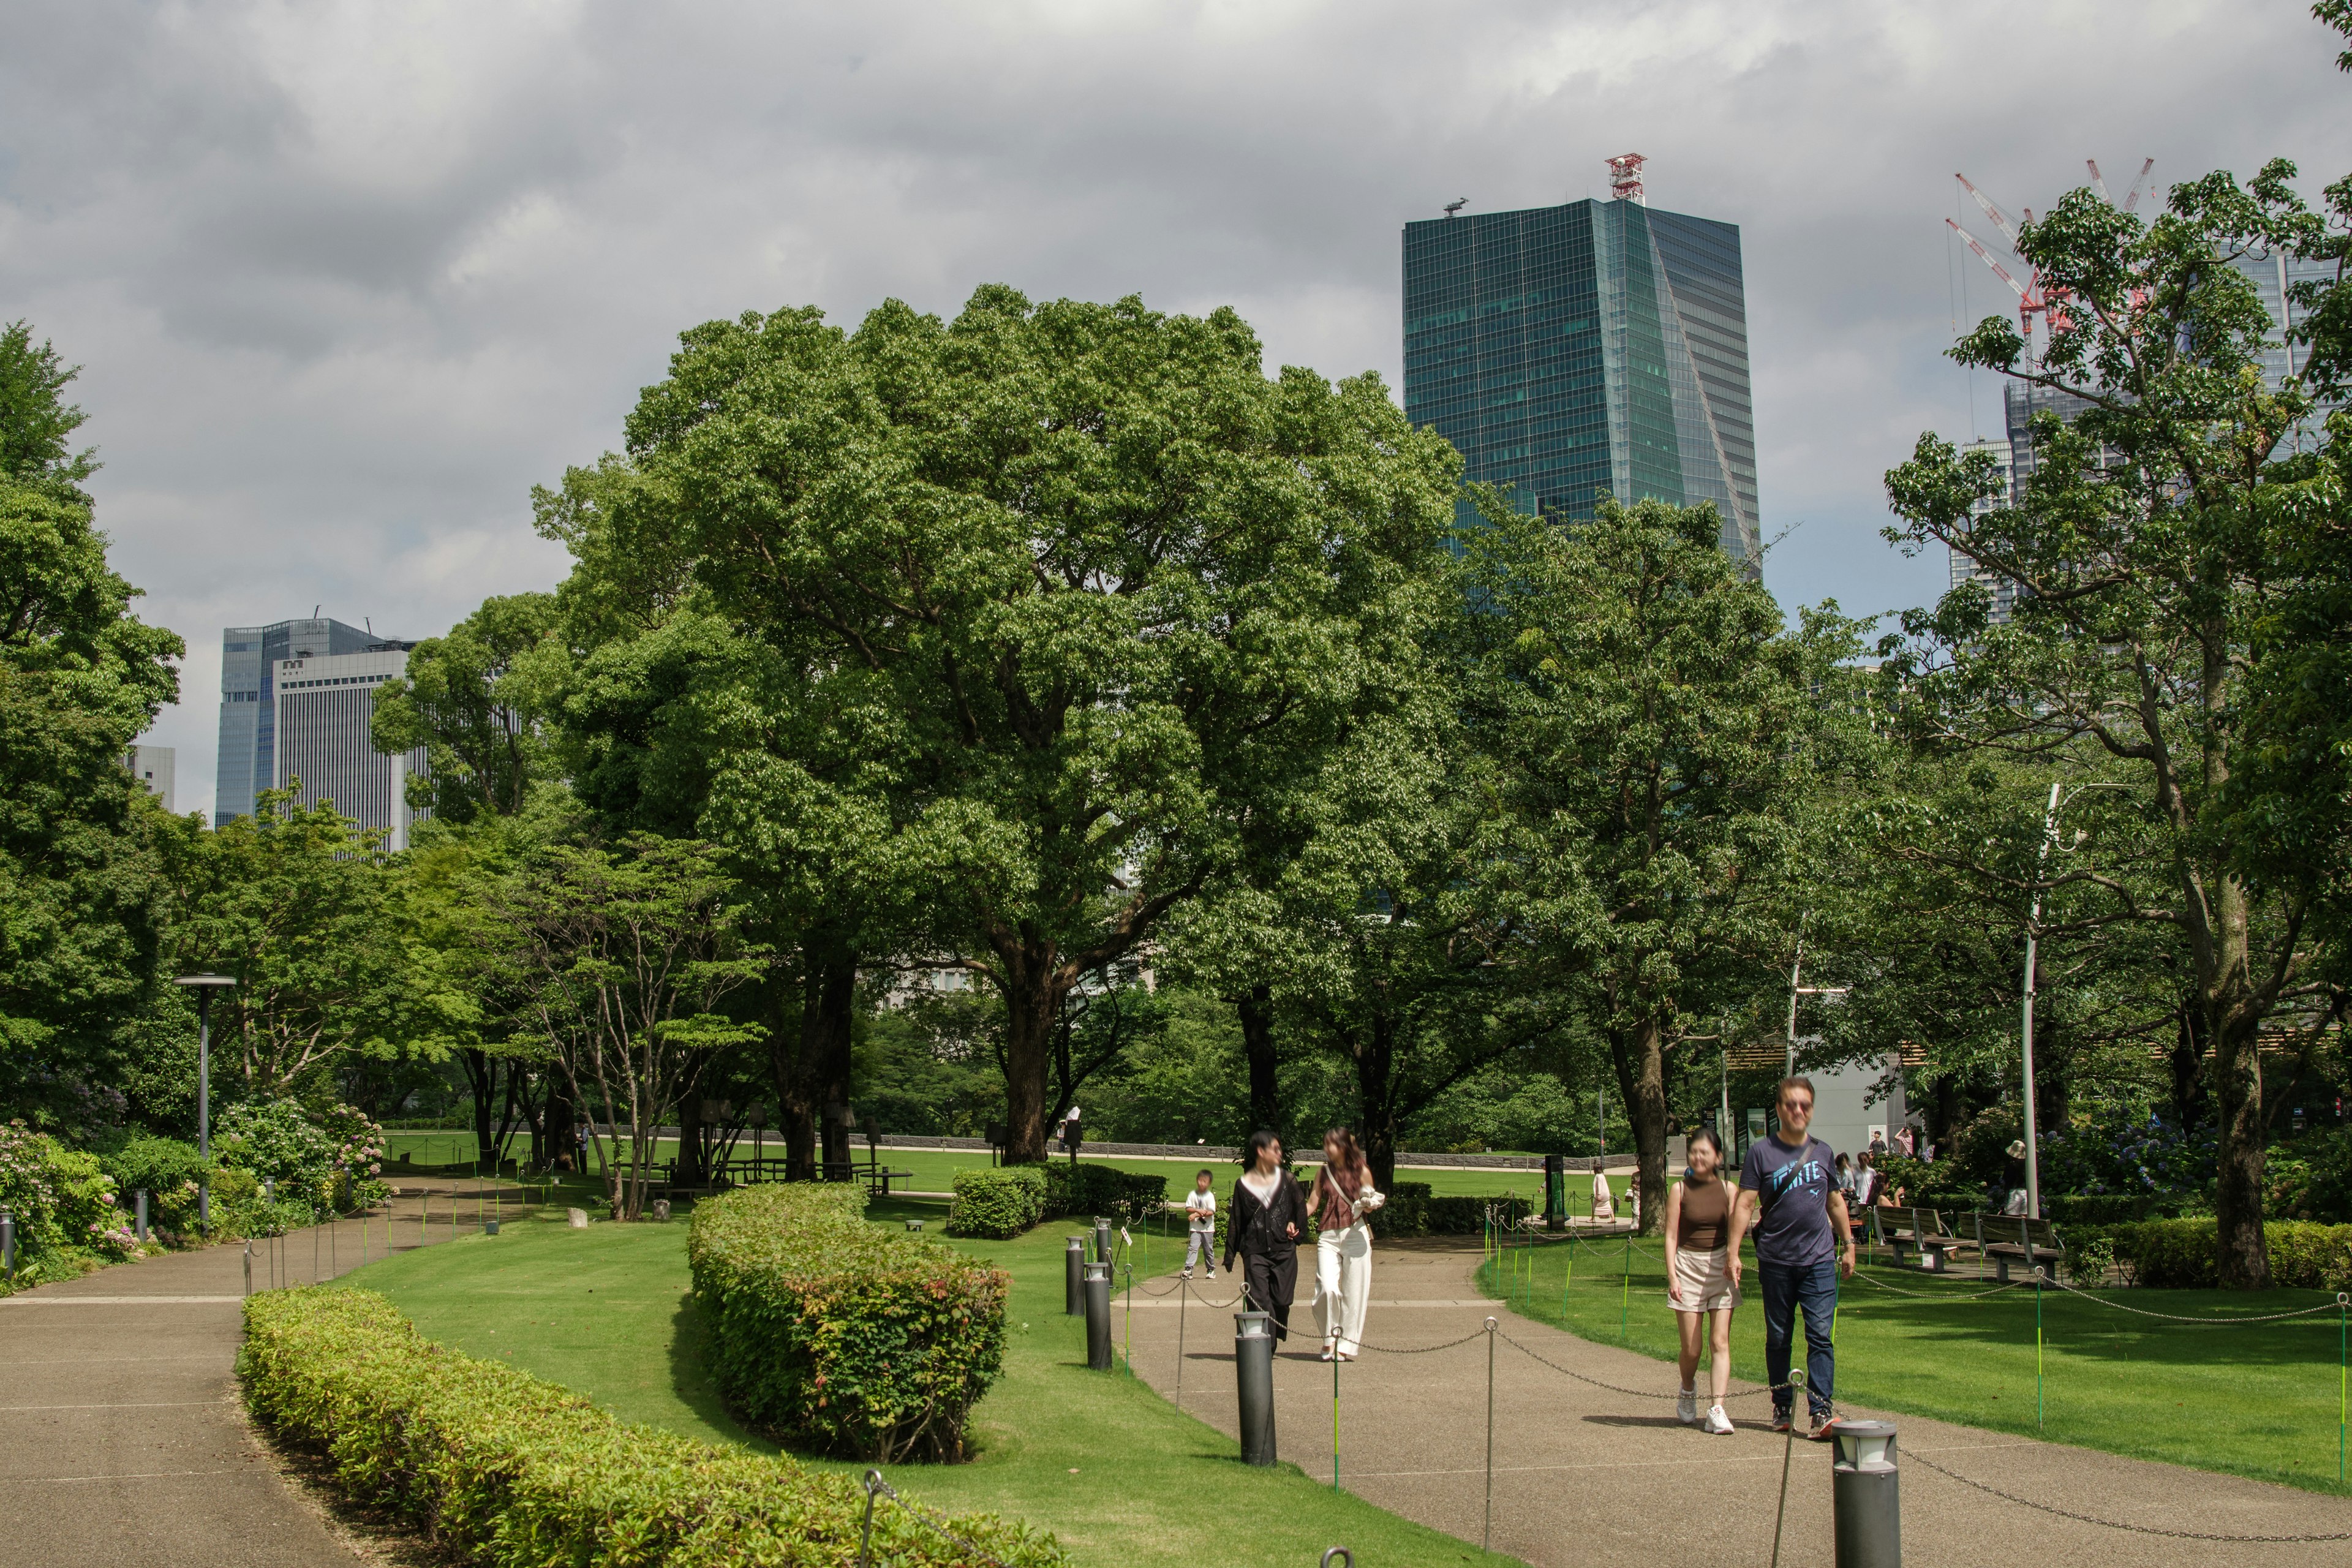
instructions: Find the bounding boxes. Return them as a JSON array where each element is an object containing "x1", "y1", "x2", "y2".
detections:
[{"x1": 1401, "y1": 195, "x2": 1762, "y2": 567}]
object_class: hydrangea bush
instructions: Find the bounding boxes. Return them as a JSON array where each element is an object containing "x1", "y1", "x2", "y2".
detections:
[{"x1": 0, "y1": 1120, "x2": 137, "y2": 1282}]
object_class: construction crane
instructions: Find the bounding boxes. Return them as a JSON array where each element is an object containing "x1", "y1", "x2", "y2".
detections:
[{"x1": 1946, "y1": 160, "x2": 2150, "y2": 365}]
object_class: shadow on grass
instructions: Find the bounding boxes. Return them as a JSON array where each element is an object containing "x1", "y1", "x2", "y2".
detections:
[{"x1": 665, "y1": 1288, "x2": 779, "y2": 1455}]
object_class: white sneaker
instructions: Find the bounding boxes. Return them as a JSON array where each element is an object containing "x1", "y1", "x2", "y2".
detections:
[
  {"x1": 1677, "y1": 1390, "x2": 1698, "y2": 1425},
  {"x1": 1704, "y1": 1404, "x2": 1735, "y2": 1435}
]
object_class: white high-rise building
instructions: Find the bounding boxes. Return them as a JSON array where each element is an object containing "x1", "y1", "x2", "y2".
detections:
[
  {"x1": 271, "y1": 647, "x2": 430, "y2": 849},
  {"x1": 123, "y1": 745, "x2": 176, "y2": 813},
  {"x1": 1949, "y1": 435, "x2": 2021, "y2": 625}
]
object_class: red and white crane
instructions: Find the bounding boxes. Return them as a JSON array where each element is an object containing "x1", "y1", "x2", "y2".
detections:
[{"x1": 1945, "y1": 159, "x2": 2150, "y2": 365}]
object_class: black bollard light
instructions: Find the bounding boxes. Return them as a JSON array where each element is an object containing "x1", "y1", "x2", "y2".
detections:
[
  {"x1": 1831, "y1": 1420, "x2": 1901, "y2": 1568},
  {"x1": 1235, "y1": 1310, "x2": 1277, "y2": 1464},
  {"x1": 1065, "y1": 1235, "x2": 1087, "y2": 1316},
  {"x1": 1092, "y1": 1215, "x2": 1114, "y2": 1264},
  {"x1": 1, "y1": 1210, "x2": 14, "y2": 1283},
  {"x1": 1083, "y1": 1257, "x2": 1114, "y2": 1370},
  {"x1": 135, "y1": 1189, "x2": 149, "y2": 1245}
]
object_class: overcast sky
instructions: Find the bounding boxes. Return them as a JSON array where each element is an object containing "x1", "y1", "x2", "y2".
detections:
[{"x1": 7, "y1": 1, "x2": 2347, "y2": 820}]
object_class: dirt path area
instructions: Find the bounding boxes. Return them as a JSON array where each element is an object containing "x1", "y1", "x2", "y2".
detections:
[{"x1": 1118, "y1": 1237, "x2": 2352, "y2": 1567}]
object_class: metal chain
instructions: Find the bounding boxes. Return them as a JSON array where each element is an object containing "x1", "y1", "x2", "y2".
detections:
[
  {"x1": 1181, "y1": 1278, "x2": 1248, "y2": 1311},
  {"x1": 1491, "y1": 1323, "x2": 1814, "y2": 1409},
  {"x1": 1906, "y1": 1448, "x2": 2352, "y2": 1543},
  {"x1": 1844, "y1": 1269, "x2": 2029, "y2": 1302},
  {"x1": 2038, "y1": 1276, "x2": 2350, "y2": 1325},
  {"x1": 858, "y1": 1469, "x2": 1023, "y2": 1568},
  {"x1": 1355, "y1": 1327, "x2": 1491, "y2": 1355}
]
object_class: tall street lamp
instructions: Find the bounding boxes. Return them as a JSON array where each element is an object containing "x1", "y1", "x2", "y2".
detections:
[
  {"x1": 2019, "y1": 781, "x2": 2124, "y2": 1219},
  {"x1": 1783, "y1": 939, "x2": 1851, "y2": 1076},
  {"x1": 172, "y1": 974, "x2": 237, "y2": 1232}
]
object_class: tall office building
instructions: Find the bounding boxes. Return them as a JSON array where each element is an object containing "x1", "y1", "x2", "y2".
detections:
[
  {"x1": 271, "y1": 646, "x2": 429, "y2": 848},
  {"x1": 1401, "y1": 159, "x2": 1762, "y2": 567},
  {"x1": 1949, "y1": 437, "x2": 2021, "y2": 624},
  {"x1": 217, "y1": 617, "x2": 377, "y2": 824},
  {"x1": 216, "y1": 618, "x2": 428, "y2": 844}
]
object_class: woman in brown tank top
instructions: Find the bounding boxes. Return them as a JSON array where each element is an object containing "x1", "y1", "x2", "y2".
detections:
[{"x1": 1664, "y1": 1127, "x2": 1741, "y2": 1434}]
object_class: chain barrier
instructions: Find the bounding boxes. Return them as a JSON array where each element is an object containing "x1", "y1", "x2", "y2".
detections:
[
  {"x1": 1490, "y1": 1322, "x2": 1820, "y2": 1411},
  {"x1": 1844, "y1": 1268, "x2": 2029, "y2": 1302},
  {"x1": 856, "y1": 1468, "x2": 1022, "y2": 1568},
  {"x1": 1355, "y1": 1326, "x2": 1491, "y2": 1356},
  {"x1": 2038, "y1": 1273, "x2": 2349, "y2": 1324},
  {"x1": 1905, "y1": 1447, "x2": 2352, "y2": 1543}
]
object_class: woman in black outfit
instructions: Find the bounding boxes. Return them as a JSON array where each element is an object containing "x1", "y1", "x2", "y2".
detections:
[{"x1": 1222, "y1": 1130, "x2": 1306, "y2": 1340}]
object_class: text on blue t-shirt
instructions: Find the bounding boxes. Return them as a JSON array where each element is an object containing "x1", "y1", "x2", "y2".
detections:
[{"x1": 1738, "y1": 1134, "x2": 1840, "y2": 1268}]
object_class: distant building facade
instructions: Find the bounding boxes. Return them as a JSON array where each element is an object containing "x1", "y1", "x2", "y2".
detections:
[
  {"x1": 216, "y1": 617, "x2": 377, "y2": 824},
  {"x1": 124, "y1": 745, "x2": 175, "y2": 813},
  {"x1": 271, "y1": 647, "x2": 429, "y2": 848},
  {"x1": 1401, "y1": 178, "x2": 1762, "y2": 567},
  {"x1": 1953, "y1": 249, "x2": 2334, "y2": 620}
]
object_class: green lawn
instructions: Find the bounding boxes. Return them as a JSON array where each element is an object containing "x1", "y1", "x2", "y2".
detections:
[
  {"x1": 1482, "y1": 1230, "x2": 2352, "y2": 1498},
  {"x1": 343, "y1": 1194, "x2": 1515, "y2": 1567},
  {"x1": 382, "y1": 1131, "x2": 1616, "y2": 1208}
]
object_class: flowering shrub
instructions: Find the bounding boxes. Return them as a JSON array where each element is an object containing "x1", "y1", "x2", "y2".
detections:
[
  {"x1": 315, "y1": 1102, "x2": 388, "y2": 1209},
  {"x1": 2040, "y1": 1102, "x2": 2214, "y2": 1201},
  {"x1": 0, "y1": 1120, "x2": 132, "y2": 1275},
  {"x1": 2265, "y1": 1131, "x2": 2352, "y2": 1223}
]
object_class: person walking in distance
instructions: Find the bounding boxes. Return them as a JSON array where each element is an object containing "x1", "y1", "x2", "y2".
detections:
[
  {"x1": 1725, "y1": 1076, "x2": 1856, "y2": 1439},
  {"x1": 1223, "y1": 1131, "x2": 1306, "y2": 1341},
  {"x1": 1182, "y1": 1169, "x2": 1218, "y2": 1280},
  {"x1": 1306, "y1": 1127, "x2": 1384, "y2": 1362},
  {"x1": 1664, "y1": 1127, "x2": 1740, "y2": 1435}
]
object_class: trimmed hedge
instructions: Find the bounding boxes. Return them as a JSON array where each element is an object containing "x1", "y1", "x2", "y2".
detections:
[
  {"x1": 2117, "y1": 1218, "x2": 2352, "y2": 1291},
  {"x1": 948, "y1": 1166, "x2": 1047, "y2": 1238},
  {"x1": 689, "y1": 1182, "x2": 1009, "y2": 1462},
  {"x1": 1039, "y1": 1162, "x2": 1167, "y2": 1227},
  {"x1": 239, "y1": 1287, "x2": 1060, "y2": 1567}
]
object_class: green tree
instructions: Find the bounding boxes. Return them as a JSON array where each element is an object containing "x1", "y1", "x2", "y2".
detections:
[
  {"x1": 490, "y1": 833, "x2": 766, "y2": 1217},
  {"x1": 0, "y1": 323, "x2": 183, "y2": 1125},
  {"x1": 161, "y1": 791, "x2": 409, "y2": 1095},
  {"x1": 371, "y1": 592, "x2": 561, "y2": 824},
  {"x1": 1881, "y1": 156, "x2": 2346, "y2": 1285},
  {"x1": 1459, "y1": 497, "x2": 1852, "y2": 1234},
  {"x1": 601, "y1": 287, "x2": 1457, "y2": 1161}
]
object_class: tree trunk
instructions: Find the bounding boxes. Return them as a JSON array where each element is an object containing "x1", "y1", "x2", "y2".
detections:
[
  {"x1": 810, "y1": 956, "x2": 857, "y2": 1177},
  {"x1": 461, "y1": 1048, "x2": 497, "y2": 1176},
  {"x1": 2168, "y1": 1001, "x2": 2210, "y2": 1132},
  {"x1": 1626, "y1": 1014, "x2": 1670, "y2": 1238},
  {"x1": 1237, "y1": 984, "x2": 1283, "y2": 1140},
  {"x1": 2211, "y1": 998, "x2": 2271, "y2": 1288},
  {"x1": 764, "y1": 946, "x2": 858, "y2": 1180},
  {"x1": 676, "y1": 1085, "x2": 709, "y2": 1187},
  {"x1": 1000, "y1": 949, "x2": 1057, "y2": 1164},
  {"x1": 1350, "y1": 1016, "x2": 1400, "y2": 1194}
]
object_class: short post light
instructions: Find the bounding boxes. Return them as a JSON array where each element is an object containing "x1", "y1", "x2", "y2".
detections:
[
  {"x1": 1082, "y1": 1257, "x2": 1114, "y2": 1370},
  {"x1": 1234, "y1": 1311, "x2": 1277, "y2": 1464},
  {"x1": 1831, "y1": 1419, "x2": 1901, "y2": 1566},
  {"x1": 172, "y1": 974, "x2": 238, "y2": 1234}
]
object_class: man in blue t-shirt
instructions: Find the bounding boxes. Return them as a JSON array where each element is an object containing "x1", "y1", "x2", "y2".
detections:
[{"x1": 1725, "y1": 1075, "x2": 1855, "y2": 1438}]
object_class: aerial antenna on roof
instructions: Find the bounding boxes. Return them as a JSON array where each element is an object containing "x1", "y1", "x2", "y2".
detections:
[
  {"x1": 1605, "y1": 153, "x2": 1646, "y2": 205},
  {"x1": 1444, "y1": 197, "x2": 1468, "y2": 217},
  {"x1": 365, "y1": 617, "x2": 372, "y2": 634},
  {"x1": 312, "y1": 605, "x2": 320, "y2": 618}
]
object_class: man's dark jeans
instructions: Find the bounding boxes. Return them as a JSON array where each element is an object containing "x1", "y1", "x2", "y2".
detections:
[{"x1": 1759, "y1": 1259, "x2": 1837, "y2": 1422}]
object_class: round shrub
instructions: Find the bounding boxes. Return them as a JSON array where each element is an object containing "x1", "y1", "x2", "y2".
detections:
[{"x1": 948, "y1": 1166, "x2": 1047, "y2": 1238}]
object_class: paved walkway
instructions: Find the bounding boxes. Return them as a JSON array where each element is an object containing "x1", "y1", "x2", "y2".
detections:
[
  {"x1": 1120, "y1": 1238, "x2": 2352, "y2": 1567},
  {"x1": 0, "y1": 1193, "x2": 517, "y2": 1568}
]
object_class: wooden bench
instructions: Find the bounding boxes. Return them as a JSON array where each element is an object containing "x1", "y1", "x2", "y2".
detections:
[
  {"x1": 1877, "y1": 1206, "x2": 1964, "y2": 1272},
  {"x1": 1972, "y1": 1212, "x2": 2065, "y2": 1282}
]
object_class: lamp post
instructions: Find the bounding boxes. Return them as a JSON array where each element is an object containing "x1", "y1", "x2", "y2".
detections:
[
  {"x1": 2020, "y1": 782, "x2": 2122, "y2": 1219},
  {"x1": 173, "y1": 974, "x2": 238, "y2": 1232},
  {"x1": 1783, "y1": 940, "x2": 1851, "y2": 1077}
]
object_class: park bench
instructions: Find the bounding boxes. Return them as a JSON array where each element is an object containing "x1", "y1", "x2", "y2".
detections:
[
  {"x1": 1877, "y1": 1206, "x2": 1965, "y2": 1272},
  {"x1": 1971, "y1": 1212, "x2": 2065, "y2": 1283}
]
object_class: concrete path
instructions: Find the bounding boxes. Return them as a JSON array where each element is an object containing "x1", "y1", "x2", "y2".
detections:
[
  {"x1": 0, "y1": 1193, "x2": 516, "y2": 1568},
  {"x1": 1120, "y1": 1238, "x2": 2352, "y2": 1567}
]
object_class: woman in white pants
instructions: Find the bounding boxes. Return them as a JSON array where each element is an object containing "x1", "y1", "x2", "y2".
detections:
[{"x1": 1306, "y1": 1127, "x2": 1382, "y2": 1361}]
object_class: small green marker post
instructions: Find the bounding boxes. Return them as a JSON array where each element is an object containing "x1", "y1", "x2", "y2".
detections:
[
  {"x1": 1619, "y1": 1231, "x2": 1632, "y2": 1341},
  {"x1": 2339, "y1": 1291, "x2": 2346, "y2": 1485},
  {"x1": 2035, "y1": 1265, "x2": 2046, "y2": 1430},
  {"x1": 1332, "y1": 1349, "x2": 1341, "y2": 1489}
]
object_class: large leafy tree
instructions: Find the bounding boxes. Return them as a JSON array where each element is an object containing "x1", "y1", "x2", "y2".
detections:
[
  {"x1": 1459, "y1": 497, "x2": 1852, "y2": 1233},
  {"x1": 1880, "y1": 155, "x2": 2347, "y2": 1285},
  {"x1": 601, "y1": 286, "x2": 1457, "y2": 1160},
  {"x1": 0, "y1": 322, "x2": 183, "y2": 1123},
  {"x1": 161, "y1": 791, "x2": 409, "y2": 1095},
  {"x1": 371, "y1": 592, "x2": 561, "y2": 824}
]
